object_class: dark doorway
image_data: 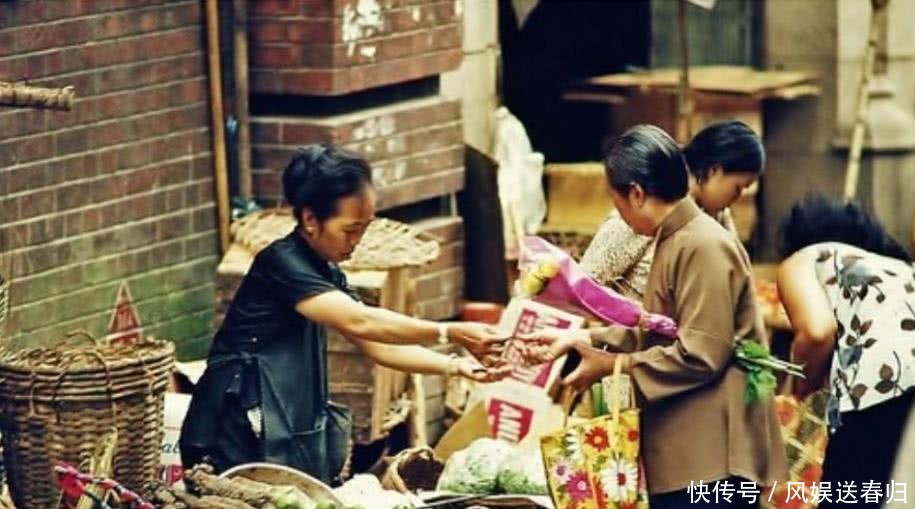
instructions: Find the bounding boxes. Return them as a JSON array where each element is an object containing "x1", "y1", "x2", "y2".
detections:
[{"x1": 499, "y1": 0, "x2": 651, "y2": 162}]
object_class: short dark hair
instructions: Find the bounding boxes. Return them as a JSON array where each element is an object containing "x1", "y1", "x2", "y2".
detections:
[
  {"x1": 282, "y1": 144, "x2": 373, "y2": 223},
  {"x1": 683, "y1": 120, "x2": 765, "y2": 180},
  {"x1": 603, "y1": 124, "x2": 688, "y2": 202},
  {"x1": 779, "y1": 194, "x2": 912, "y2": 262}
]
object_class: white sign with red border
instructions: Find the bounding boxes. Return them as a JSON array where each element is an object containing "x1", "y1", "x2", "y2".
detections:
[{"x1": 485, "y1": 298, "x2": 584, "y2": 444}]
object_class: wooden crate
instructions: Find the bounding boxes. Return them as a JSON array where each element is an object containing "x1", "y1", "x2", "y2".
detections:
[{"x1": 544, "y1": 163, "x2": 613, "y2": 232}]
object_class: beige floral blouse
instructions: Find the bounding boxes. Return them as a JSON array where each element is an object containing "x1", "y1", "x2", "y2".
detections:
[{"x1": 580, "y1": 207, "x2": 737, "y2": 300}]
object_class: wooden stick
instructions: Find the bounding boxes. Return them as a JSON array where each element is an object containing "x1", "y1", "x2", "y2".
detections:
[
  {"x1": 206, "y1": 0, "x2": 232, "y2": 253},
  {"x1": 0, "y1": 82, "x2": 75, "y2": 110},
  {"x1": 76, "y1": 429, "x2": 118, "y2": 509},
  {"x1": 506, "y1": 200, "x2": 526, "y2": 259},
  {"x1": 911, "y1": 209, "x2": 915, "y2": 254},
  {"x1": 409, "y1": 373, "x2": 428, "y2": 447},
  {"x1": 843, "y1": 0, "x2": 888, "y2": 200},
  {"x1": 675, "y1": 0, "x2": 693, "y2": 144},
  {"x1": 233, "y1": 0, "x2": 253, "y2": 199}
]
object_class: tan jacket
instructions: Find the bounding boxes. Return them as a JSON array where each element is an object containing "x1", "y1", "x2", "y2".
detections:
[
  {"x1": 593, "y1": 198, "x2": 787, "y2": 494},
  {"x1": 580, "y1": 207, "x2": 737, "y2": 301}
]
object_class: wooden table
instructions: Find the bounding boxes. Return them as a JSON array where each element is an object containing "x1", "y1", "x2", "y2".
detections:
[
  {"x1": 565, "y1": 66, "x2": 820, "y2": 244},
  {"x1": 564, "y1": 65, "x2": 820, "y2": 142}
]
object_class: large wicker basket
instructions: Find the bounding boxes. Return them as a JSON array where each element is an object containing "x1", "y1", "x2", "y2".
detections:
[{"x1": 0, "y1": 332, "x2": 175, "y2": 509}]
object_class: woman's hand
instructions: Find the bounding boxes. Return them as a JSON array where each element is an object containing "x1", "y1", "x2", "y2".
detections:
[
  {"x1": 791, "y1": 365, "x2": 827, "y2": 399},
  {"x1": 456, "y1": 357, "x2": 513, "y2": 383},
  {"x1": 557, "y1": 342, "x2": 625, "y2": 393},
  {"x1": 516, "y1": 328, "x2": 590, "y2": 365},
  {"x1": 447, "y1": 322, "x2": 510, "y2": 365},
  {"x1": 524, "y1": 337, "x2": 629, "y2": 393}
]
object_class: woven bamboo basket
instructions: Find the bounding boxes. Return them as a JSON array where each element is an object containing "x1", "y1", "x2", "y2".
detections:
[
  {"x1": 0, "y1": 331, "x2": 175, "y2": 509},
  {"x1": 0, "y1": 274, "x2": 8, "y2": 335},
  {"x1": 763, "y1": 391, "x2": 829, "y2": 509},
  {"x1": 230, "y1": 207, "x2": 440, "y2": 270},
  {"x1": 381, "y1": 446, "x2": 444, "y2": 493},
  {"x1": 339, "y1": 218, "x2": 439, "y2": 271},
  {"x1": 0, "y1": 275, "x2": 7, "y2": 488},
  {"x1": 230, "y1": 208, "x2": 297, "y2": 254},
  {"x1": 536, "y1": 228, "x2": 595, "y2": 262}
]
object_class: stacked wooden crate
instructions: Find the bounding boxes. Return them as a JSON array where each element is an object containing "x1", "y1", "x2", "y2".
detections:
[
  {"x1": 540, "y1": 162, "x2": 614, "y2": 261},
  {"x1": 220, "y1": 0, "x2": 468, "y2": 445}
]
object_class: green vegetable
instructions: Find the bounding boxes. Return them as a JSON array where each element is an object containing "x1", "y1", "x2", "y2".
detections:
[
  {"x1": 496, "y1": 448, "x2": 549, "y2": 495},
  {"x1": 591, "y1": 382, "x2": 607, "y2": 416},
  {"x1": 437, "y1": 438, "x2": 514, "y2": 494},
  {"x1": 270, "y1": 486, "x2": 316, "y2": 509},
  {"x1": 735, "y1": 339, "x2": 805, "y2": 404}
]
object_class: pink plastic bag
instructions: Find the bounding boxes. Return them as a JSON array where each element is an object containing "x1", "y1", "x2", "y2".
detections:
[{"x1": 519, "y1": 236, "x2": 678, "y2": 338}]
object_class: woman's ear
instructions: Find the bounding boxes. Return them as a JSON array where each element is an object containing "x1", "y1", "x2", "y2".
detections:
[
  {"x1": 629, "y1": 183, "x2": 647, "y2": 208},
  {"x1": 301, "y1": 208, "x2": 319, "y2": 235}
]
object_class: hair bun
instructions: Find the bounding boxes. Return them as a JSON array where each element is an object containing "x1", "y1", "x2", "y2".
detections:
[
  {"x1": 297, "y1": 143, "x2": 329, "y2": 164},
  {"x1": 283, "y1": 144, "x2": 330, "y2": 202}
]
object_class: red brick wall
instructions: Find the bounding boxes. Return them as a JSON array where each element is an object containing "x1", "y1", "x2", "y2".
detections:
[
  {"x1": 411, "y1": 215, "x2": 464, "y2": 319},
  {"x1": 0, "y1": 1, "x2": 218, "y2": 358},
  {"x1": 249, "y1": 0, "x2": 463, "y2": 95},
  {"x1": 250, "y1": 96, "x2": 463, "y2": 209}
]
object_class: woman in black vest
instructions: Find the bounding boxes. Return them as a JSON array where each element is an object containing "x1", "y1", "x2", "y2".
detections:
[{"x1": 180, "y1": 144, "x2": 510, "y2": 483}]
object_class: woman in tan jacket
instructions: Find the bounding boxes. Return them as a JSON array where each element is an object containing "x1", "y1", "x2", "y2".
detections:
[
  {"x1": 579, "y1": 120, "x2": 764, "y2": 300},
  {"x1": 525, "y1": 125, "x2": 787, "y2": 508}
]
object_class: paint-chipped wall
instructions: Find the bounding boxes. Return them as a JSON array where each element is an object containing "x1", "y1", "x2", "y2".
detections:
[
  {"x1": 249, "y1": 0, "x2": 464, "y2": 95},
  {"x1": 440, "y1": 0, "x2": 499, "y2": 153}
]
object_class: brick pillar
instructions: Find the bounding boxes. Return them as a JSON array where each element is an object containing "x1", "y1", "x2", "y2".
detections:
[{"x1": 246, "y1": 0, "x2": 467, "y2": 321}]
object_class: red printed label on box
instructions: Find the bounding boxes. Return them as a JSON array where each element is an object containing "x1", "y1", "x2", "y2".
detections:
[
  {"x1": 488, "y1": 398, "x2": 534, "y2": 443},
  {"x1": 485, "y1": 299, "x2": 584, "y2": 444}
]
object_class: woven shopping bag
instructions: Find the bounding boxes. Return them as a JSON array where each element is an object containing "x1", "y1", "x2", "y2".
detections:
[{"x1": 541, "y1": 356, "x2": 649, "y2": 509}]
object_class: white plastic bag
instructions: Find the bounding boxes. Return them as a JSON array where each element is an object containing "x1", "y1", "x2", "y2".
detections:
[{"x1": 493, "y1": 107, "x2": 546, "y2": 259}]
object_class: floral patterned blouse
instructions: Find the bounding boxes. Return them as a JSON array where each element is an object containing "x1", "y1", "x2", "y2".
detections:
[{"x1": 812, "y1": 242, "x2": 915, "y2": 429}]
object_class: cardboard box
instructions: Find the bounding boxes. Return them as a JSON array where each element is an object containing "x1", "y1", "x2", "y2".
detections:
[
  {"x1": 161, "y1": 393, "x2": 191, "y2": 488},
  {"x1": 544, "y1": 163, "x2": 614, "y2": 233},
  {"x1": 483, "y1": 299, "x2": 585, "y2": 445}
]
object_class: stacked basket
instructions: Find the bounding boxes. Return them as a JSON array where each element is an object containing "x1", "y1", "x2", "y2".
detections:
[{"x1": 0, "y1": 331, "x2": 174, "y2": 509}]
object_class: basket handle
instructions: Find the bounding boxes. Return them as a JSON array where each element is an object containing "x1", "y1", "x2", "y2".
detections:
[
  {"x1": 59, "y1": 329, "x2": 105, "y2": 349},
  {"x1": 27, "y1": 349, "x2": 118, "y2": 422},
  {"x1": 610, "y1": 354, "x2": 634, "y2": 427}
]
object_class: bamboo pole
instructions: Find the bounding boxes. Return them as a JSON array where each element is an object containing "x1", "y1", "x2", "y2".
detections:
[
  {"x1": 0, "y1": 82, "x2": 75, "y2": 110},
  {"x1": 233, "y1": 0, "x2": 253, "y2": 199},
  {"x1": 675, "y1": 0, "x2": 693, "y2": 144},
  {"x1": 206, "y1": 0, "x2": 232, "y2": 253},
  {"x1": 843, "y1": 0, "x2": 889, "y2": 200},
  {"x1": 911, "y1": 211, "x2": 914, "y2": 254}
]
